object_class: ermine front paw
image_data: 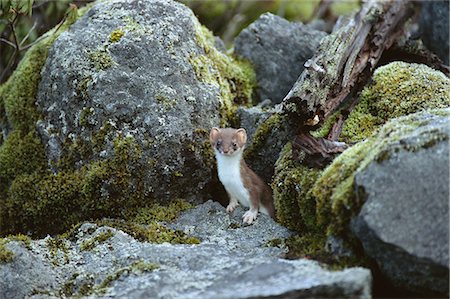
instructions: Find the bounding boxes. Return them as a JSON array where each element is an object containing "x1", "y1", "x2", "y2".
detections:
[
  {"x1": 226, "y1": 202, "x2": 239, "y2": 213},
  {"x1": 242, "y1": 210, "x2": 258, "y2": 224}
]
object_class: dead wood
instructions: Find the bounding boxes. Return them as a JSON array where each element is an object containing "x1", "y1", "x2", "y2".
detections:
[
  {"x1": 292, "y1": 132, "x2": 348, "y2": 168},
  {"x1": 282, "y1": 0, "x2": 415, "y2": 127},
  {"x1": 279, "y1": 0, "x2": 416, "y2": 167}
]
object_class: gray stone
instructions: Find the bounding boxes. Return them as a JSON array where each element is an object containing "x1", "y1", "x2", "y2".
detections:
[
  {"x1": 244, "y1": 111, "x2": 296, "y2": 184},
  {"x1": 237, "y1": 104, "x2": 274, "y2": 146},
  {"x1": 351, "y1": 111, "x2": 449, "y2": 296},
  {"x1": 0, "y1": 201, "x2": 372, "y2": 298},
  {"x1": 36, "y1": 0, "x2": 243, "y2": 202},
  {"x1": 0, "y1": 242, "x2": 60, "y2": 298},
  {"x1": 234, "y1": 13, "x2": 327, "y2": 104},
  {"x1": 419, "y1": 1, "x2": 449, "y2": 64}
]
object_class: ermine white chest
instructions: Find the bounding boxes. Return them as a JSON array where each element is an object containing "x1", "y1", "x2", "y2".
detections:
[{"x1": 215, "y1": 153, "x2": 250, "y2": 207}]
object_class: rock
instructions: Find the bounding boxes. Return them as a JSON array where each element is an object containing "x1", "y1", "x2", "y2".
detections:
[
  {"x1": 236, "y1": 105, "x2": 274, "y2": 146},
  {"x1": 243, "y1": 112, "x2": 295, "y2": 184},
  {"x1": 35, "y1": 0, "x2": 253, "y2": 203},
  {"x1": 351, "y1": 111, "x2": 449, "y2": 296},
  {"x1": 0, "y1": 201, "x2": 372, "y2": 298},
  {"x1": 0, "y1": 242, "x2": 60, "y2": 298},
  {"x1": 419, "y1": 1, "x2": 449, "y2": 64},
  {"x1": 234, "y1": 13, "x2": 327, "y2": 104}
]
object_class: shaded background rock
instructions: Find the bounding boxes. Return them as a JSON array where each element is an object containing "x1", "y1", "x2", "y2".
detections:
[
  {"x1": 0, "y1": 201, "x2": 372, "y2": 299},
  {"x1": 234, "y1": 13, "x2": 327, "y2": 104},
  {"x1": 36, "y1": 0, "x2": 253, "y2": 204},
  {"x1": 419, "y1": 0, "x2": 449, "y2": 65},
  {"x1": 352, "y1": 111, "x2": 449, "y2": 296}
]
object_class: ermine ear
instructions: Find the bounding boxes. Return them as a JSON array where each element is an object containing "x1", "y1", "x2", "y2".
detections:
[
  {"x1": 235, "y1": 128, "x2": 247, "y2": 145},
  {"x1": 209, "y1": 127, "x2": 220, "y2": 144}
]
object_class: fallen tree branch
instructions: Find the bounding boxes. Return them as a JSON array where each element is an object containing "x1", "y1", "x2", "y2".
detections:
[{"x1": 292, "y1": 132, "x2": 348, "y2": 168}]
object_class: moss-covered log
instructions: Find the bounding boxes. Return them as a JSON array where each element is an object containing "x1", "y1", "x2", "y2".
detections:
[{"x1": 282, "y1": 0, "x2": 414, "y2": 125}]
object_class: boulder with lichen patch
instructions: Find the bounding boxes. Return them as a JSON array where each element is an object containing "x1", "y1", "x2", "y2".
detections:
[
  {"x1": 0, "y1": 0, "x2": 255, "y2": 237},
  {"x1": 351, "y1": 110, "x2": 449, "y2": 296},
  {"x1": 36, "y1": 0, "x2": 254, "y2": 203},
  {"x1": 234, "y1": 13, "x2": 327, "y2": 104}
]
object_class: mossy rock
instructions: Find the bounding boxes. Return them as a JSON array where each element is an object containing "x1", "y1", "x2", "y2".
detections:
[
  {"x1": 272, "y1": 62, "x2": 449, "y2": 260},
  {"x1": 340, "y1": 61, "x2": 450, "y2": 142},
  {"x1": 0, "y1": 0, "x2": 256, "y2": 237},
  {"x1": 35, "y1": 0, "x2": 255, "y2": 204}
]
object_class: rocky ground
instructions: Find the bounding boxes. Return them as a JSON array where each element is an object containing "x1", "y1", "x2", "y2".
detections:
[{"x1": 0, "y1": 201, "x2": 372, "y2": 298}]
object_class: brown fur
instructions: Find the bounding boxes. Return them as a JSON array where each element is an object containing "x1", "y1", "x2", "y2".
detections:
[{"x1": 240, "y1": 160, "x2": 276, "y2": 218}]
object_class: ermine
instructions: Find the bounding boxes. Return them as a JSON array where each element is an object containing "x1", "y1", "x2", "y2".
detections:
[{"x1": 209, "y1": 127, "x2": 275, "y2": 224}]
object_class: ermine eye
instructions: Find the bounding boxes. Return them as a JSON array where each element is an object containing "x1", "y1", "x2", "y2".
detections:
[
  {"x1": 232, "y1": 142, "x2": 237, "y2": 149},
  {"x1": 216, "y1": 141, "x2": 222, "y2": 148}
]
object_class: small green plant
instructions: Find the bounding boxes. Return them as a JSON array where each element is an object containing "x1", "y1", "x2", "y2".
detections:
[
  {"x1": 0, "y1": 241, "x2": 14, "y2": 263},
  {"x1": 80, "y1": 230, "x2": 114, "y2": 251}
]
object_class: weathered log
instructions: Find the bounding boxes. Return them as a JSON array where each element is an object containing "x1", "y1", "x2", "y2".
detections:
[{"x1": 282, "y1": 0, "x2": 414, "y2": 126}]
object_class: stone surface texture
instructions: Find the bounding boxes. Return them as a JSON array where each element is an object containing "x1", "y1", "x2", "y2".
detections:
[
  {"x1": 0, "y1": 201, "x2": 372, "y2": 298},
  {"x1": 419, "y1": 1, "x2": 449, "y2": 64},
  {"x1": 234, "y1": 13, "x2": 327, "y2": 104},
  {"x1": 352, "y1": 111, "x2": 449, "y2": 296}
]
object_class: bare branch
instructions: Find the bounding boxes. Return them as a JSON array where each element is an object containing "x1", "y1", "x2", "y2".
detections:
[
  {"x1": 0, "y1": 38, "x2": 16, "y2": 48},
  {"x1": 19, "y1": 21, "x2": 37, "y2": 47}
]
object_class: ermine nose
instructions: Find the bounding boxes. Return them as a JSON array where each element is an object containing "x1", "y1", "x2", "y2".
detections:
[{"x1": 223, "y1": 149, "x2": 229, "y2": 154}]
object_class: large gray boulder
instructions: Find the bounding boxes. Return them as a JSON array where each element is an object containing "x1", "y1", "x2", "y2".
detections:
[
  {"x1": 0, "y1": 201, "x2": 372, "y2": 298},
  {"x1": 234, "y1": 13, "x2": 327, "y2": 104},
  {"x1": 351, "y1": 110, "x2": 449, "y2": 296},
  {"x1": 36, "y1": 0, "x2": 250, "y2": 202}
]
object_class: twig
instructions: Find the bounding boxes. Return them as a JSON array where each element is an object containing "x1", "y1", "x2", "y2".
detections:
[
  {"x1": 20, "y1": 12, "x2": 68, "y2": 51},
  {"x1": 19, "y1": 21, "x2": 37, "y2": 47},
  {"x1": 0, "y1": 38, "x2": 16, "y2": 48}
]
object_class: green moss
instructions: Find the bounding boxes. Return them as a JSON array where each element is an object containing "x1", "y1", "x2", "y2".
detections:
[
  {"x1": 155, "y1": 94, "x2": 176, "y2": 110},
  {"x1": 46, "y1": 236, "x2": 69, "y2": 265},
  {"x1": 0, "y1": 241, "x2": 14, "y2": 263},
  {"x1": 1, "y1": 135, "x2": 148, "y2": 237},
  {"x1": 272, "y1": 143, "x2": 322, "y2": 232},
  {"x1": 94, "y1": 219, "x2": 200, "y2": 245},
  {"x1": 80, "y1": 230, "x2": 114, "y2": 251},
  {"x1": 131, "y1": 199, "x2": 192, "y2": 224},
  {"x1": 87, "y1": 49, "x2": 114, "y2": 71},
  {"x1": 341, "y1": 62, "x2": 450, "y2": 143},
  {"x1": 310, "y1": 110, "x2": 341, "y2": 138},
  {"x1": 60, "y1": 273, "x2": 79, "y2": 297},
  {"x1": 244, "y1": 113, "x2": 285, "y2": 160},
  {"x1": 0, "y1": 130, "x2": 46, "y2": 189},
  {"x1": 0, "y1": 4, "x2": 100, "y2": 237},
  {"x1": 109, "y1": 29, "x2": 125, "y2": 43},
  {"x1": 79, "y1": 107, "x2": 95, "y2": 127},
  {"x1": 0, "y1": 4, "x2": 91, "y2": 199},
  {"x1": 190, "y1": 21, "x2": 256, "y2": 126},
  {"x1": 95, "y1": 260, "x2": 159, "y2": 294}
]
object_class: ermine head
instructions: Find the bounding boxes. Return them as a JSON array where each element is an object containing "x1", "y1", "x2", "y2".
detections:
[{"x1": 209, "y1": 127, "x2": 247, "y2": 157}]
